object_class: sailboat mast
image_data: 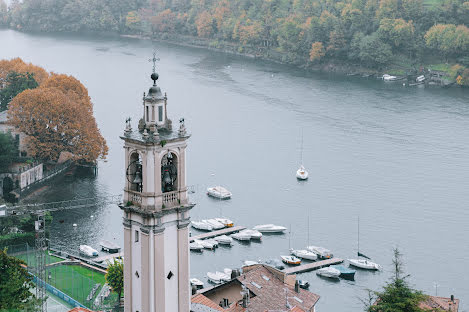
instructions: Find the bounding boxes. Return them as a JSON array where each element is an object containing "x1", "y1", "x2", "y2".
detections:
[
  {"x1": 300, "y1": 130, "x2": 304, "y2": 165},
  {"x1": 358, "y1": 216, "x2": 360, "y2": 255},
  {"x1": 307, "y1": 215, "x2": 310, "y2": 246}
]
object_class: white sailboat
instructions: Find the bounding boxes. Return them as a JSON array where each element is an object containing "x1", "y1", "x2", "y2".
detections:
[
  {"x1": 207, "y1": 186, "x2": 232, "y2": 199},
  {"x1": 296, "y1": 131, "x2": 308, "y2": 180},
  {"x1": 307, "y1": 246, "x2": 333, "y2": 259},
  {"x1": 316, "y1": 267, "x2": 340, "y2": 279},
  {"x1": 214, "y1": 217, "x2": 234, "y2": 227},
  {"x1": 252, "y1": 224, "x2": 287, "y2": 233},
  {"x1": 280, "y1": 255, "x2": 301, "y2": 265},
  {"x1": 348, "y1": 217, "x2": 382, "y2": 270},
  {"x1": 290, "y1": 248, "x2": 318, "y2": 261}
]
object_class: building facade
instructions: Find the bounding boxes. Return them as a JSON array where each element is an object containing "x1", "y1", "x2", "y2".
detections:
[{"x1": 119, "y1": 67, "x2": 194, "y2": 312}]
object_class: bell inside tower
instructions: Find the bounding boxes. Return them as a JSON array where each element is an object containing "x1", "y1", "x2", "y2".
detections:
[
  {"x1": 161, "y1": 152, "x2": 178, "y2": 193},
  {"x1": 127, "y1": 152, "x2": 143, "y2": 193}
]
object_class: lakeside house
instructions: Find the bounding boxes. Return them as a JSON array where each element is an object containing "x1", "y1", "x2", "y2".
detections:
[
  {"x1": 0, "y1": 110, "x2": 30, "y2": 157},
  {"x1": 191, "y1": 264, "x2": 320, "y2": 312}
]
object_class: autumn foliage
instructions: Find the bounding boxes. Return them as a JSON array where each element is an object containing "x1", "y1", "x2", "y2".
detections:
[
  {"x1": 0, "y1": 58, "x2": 49, "y2": 85},
  {"x1": 6, "y1": 61, "x2": 108, "y2": 163},
  {"x1": 310, "y1": 42, "x2": 325, "y2": 62}
]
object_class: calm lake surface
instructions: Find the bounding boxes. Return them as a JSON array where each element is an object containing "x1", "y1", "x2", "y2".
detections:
[{"x1": 1, "y1": 29, "x2": 468, "y2": 311}]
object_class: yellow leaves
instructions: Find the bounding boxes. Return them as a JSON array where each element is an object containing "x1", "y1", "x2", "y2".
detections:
[
  {"x1": 195, "y1": 11, "x2": 214, "y2": 38},
  {"x1": 0, "y1": 58, "x2": 48, "y2": 84},
  {"x1": 7, "y1": 66, "x2": 108, "y2": 163},
  {"x1": 310, "y1": 42, "x2": 325, "y2": 62}
]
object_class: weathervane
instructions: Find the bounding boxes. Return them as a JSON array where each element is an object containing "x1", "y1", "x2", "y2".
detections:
[{"x1": 148, "y1": 51, "x2": 160, "y2": 74}]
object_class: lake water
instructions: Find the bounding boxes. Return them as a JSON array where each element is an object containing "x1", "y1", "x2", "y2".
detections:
[{"x1": 1, "y1": 29, "x2": 468, "y2": 311}]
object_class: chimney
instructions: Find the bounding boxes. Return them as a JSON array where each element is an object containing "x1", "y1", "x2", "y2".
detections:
[
  {"x1": 191, "y1": 285, "x2": 197, "y2": 295},
  {"x1": 295, "y1": 280, "x2": 300, "y2": 293},
  {"x1": 450, "y1": 295, "x2": 454, "y2": 302}
]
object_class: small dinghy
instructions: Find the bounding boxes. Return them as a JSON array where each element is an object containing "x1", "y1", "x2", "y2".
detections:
[
  {"x1": 214, "y1": 235, "x2": 233, "y2": 245},
  {"x1": 307, "y1": 246, "x2": 333, "y2": 259},
  {"x1": 290, "y1": 248, "x2": 317, "y2": 261},
  {"x1": 207, "y1": 272, "x2": 222, "y2": 284},
  {"x1": 203, "y1": 219, "x2": 225, "y2": 230},
  {"x1": 348, "y1": 259, "x2": 382, "y2": 270},
  {"x1": 243, "y1": 260, "x2": 259, "y2": 266},
  {"x1": 281, "y1": 255, "x2": 301, "y2": 265},
  {"x1": 99, "y1": 240, "x2": 121, "y2": 253},
  {"x1": 190, "y1": 241, "x2": 204, "y2": 251},
  {"x1": 214, "y1": 217, "x2": 234, "y2": 227},
  {"x1": 194, "y1": 239, "x2": 216, "y2": 250},
  {"x1": 190, "y1": 278, "x2": 204, "y2": 289},
  {"x1": 253, "y1": 224, "x2": 287, "y2": 233},
  {"x1": 240, "y1": 229, "x2": 262, "y2": 240},
  {"x1": 298, "y1": 280, "x2": 310, "y2": 289},
  {"x1": 232, "y1": 231, "x2": 251, "y2": 241},
  {"x1": 416, "y1": 75, "x2": 425, "y2": 82},
  {"x1": 207, "y1": 186, "x2": 232, "y2": 199},
  {"x1": 191, "y1": 221, "x2": 213, "y2": 231},
  {"x1": 333, "y1": 265, "x2": 356, "y2": 280},
  {"x1": 79, "y1": 245, "x2": 99, "y2": 257},
  {"x1": 382, "y1": 74, "x2": 397, "y2": 81},
  {"x1": 296, "y1": 165, "x2": 308, "y2": 180},
  {"x1": 316, "y1": 267, "x2": 340, "y2": 279}
]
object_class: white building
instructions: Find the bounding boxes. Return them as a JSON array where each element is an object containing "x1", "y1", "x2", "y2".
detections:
[{"x1": 119, "y1": 66, "x2": 194, "y2": 312}]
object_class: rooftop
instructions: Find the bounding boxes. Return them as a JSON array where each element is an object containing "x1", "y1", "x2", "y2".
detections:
[
  {"x1": 419, "y1": 295, "x2": 459, "y2": 311},
  {"x1": 0, "y1": 110, "x2": 8, "y2": 123},
  {"x1": 193, "y1": 264, "x2": 320, "y2": 312},
  {"x1": 120, "y1": 127, "x2": 189, "y2": 145}
]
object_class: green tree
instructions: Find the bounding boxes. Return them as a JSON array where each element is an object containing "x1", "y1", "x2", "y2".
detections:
[
  {"x1": 106, "y1": 258, "x2": 124, "y2": 301},
  {"x1": 0, "y1": 71, "x2": 39, "y2": 111},
  {"x1": 359, "y1": 33, "x2": 393, "y2": 67},
  {"x1": 367, "y1": 248, "x2": 427, "y2": 312},
  {"x1": 0, "y1": 132, "x2": 18, "y2": 172},
  {"x1": 0, "y1": 249, "x2": 41, "y2": 311}
]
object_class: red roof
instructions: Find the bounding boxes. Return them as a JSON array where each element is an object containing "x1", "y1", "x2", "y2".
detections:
[
  {"x1": 419, "y1": 296, "x2": 459, "y2": 311},
  {"x1": 68, "y1": 308, "x2": 95, "y2": 312},
  {"x1": 192, "y1": 293, "x2": 225, "y2": 311}
]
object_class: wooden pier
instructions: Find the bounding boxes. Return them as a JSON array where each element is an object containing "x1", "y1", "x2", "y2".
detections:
[
  {"x1": 190, "y1": 225, "x2": 246, "y2": 242},
  {"x1": 283, "y1": 258, "x2": 344, "y2": 274},
  {"x1": 94, "y1": 252, "x2": 123, "y2": 264}
]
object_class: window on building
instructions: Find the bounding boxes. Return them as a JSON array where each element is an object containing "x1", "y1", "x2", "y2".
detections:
[
  {"x1": 152, "y1": 106, "x2": 155, "y2": 121},
  {"x1": 158, "y1": 106, "x2": 163, "y2": 122},
  {"x1": 135, "y1": 230, "x2": 139, "y2": 242},
  {"x1": 146, "y1": 106, "x2": 149, "y2": 122}
]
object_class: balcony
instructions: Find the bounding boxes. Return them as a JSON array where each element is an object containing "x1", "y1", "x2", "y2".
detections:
[{"x1": 162, "y1": 191, "x2": 179, "y2": 206}]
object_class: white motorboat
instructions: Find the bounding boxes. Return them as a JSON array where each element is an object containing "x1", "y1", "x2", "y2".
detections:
[
  {"x1": 253, "y1": 224, "x2": 287, "y2": 233},
  {"x1": 194, "y1": 239, "x2": 216, "y2": 250},
  {"x1": 99, "y1": 240, "x2": 121, "y2": 253},
  {"x1": 240, "y1": 229, "x2": 262, "y2": 240},
  {"x1": 205, "y1": 239, "x2": 219, "y2": 248},
  {"x1": 232, "y1": 232, "x2": 251, "y2": 241},
  {"x1": 191, "y1": 221, "x2": 213, "y2": 231},
  {"x1": 316, "y1": 267, "x2": 340, "y2": 279},
  {"x1": 207, "y1": 186, "x2": 232, "y2": 199},
  {"x1": 203, "y1": 219, "x2": 225, "y2": 230},
  {"x1": 307, "y1": 246, "x2": 333, "y2": 259},
  {"x1": 281, "y1": 255, "x2": 301, "y2": 265},
  {"x1": 207, "y1": 272, "x2": 222, "y2": 284},
  {"x1": 214, "y1": 217, "x2": 234, "y2": 227},
  {"x1": 214, "y1": 235, "x2": 233, "y2": 245},
  {"x1": 190, "y1": 278, "x2": 204, "y2": 289},
  {"x1": 382, "y1": 74, "x2": 397, "y2": 81},
  {"x1": 348, "y1": 259, "x2": 382, "y2": 270},
  {"x1": 243, "y1": 260, "x2": 259, "y2": 266},
  {"x1": 416, "y1": 75, "x2": 425, "y2": 82},
  {"x1": 79, "y1": 245, "x2": 99, "y2": 257},
  {"x1": 290, "y1": 248, "x2": 318, "y2": 261},
  {"x1": 296, "y1": 165, "x2": 308, "y2": 180},
  {"x1": 217, "y1": 271, "x2": 231, "y2": 282},
  {"x1": 190, "y1": 241, "x2": 204, "y2": 251},
  {"x1": 223, "y1": 268, "x2": 232, "y2": 279}
]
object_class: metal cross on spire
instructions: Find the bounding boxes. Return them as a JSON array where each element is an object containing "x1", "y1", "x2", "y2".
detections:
[{"x1": 149, "y1": 51, "x2": 160, "y2": 74}]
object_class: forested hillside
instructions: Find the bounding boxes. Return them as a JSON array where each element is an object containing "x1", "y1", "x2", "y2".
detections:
[{"x1": 1, "y1": 0, "x2": 468, "y2": 83}]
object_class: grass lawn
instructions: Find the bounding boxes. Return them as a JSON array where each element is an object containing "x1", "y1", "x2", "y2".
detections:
[
  {"x1": 423, "y1": 0, "x2": 443, "y2": 7},
  {"x1": 427, "y1": 63, "x2": 452, "y2": 73},
  {"x1": 15, "y1": 250, "x2": 64, "y2": 267}
]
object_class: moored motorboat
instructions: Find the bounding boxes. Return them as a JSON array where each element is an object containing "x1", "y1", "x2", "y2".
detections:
[
  {"x1": 214, "y1": 217, "x2": 234, "y2": 227},
  {"x1": 240, "y1": 229, "x2": 262, "y2": 240},
  {"x1": 223, "y1": 268, "x2": 232, "y2": 279},
  {"x1": 382, "y1": 74, "x2": 397, "y2": 81},
  {"x1": 205, "y1": 239, "x2": 219, "y2": 248},
  {"x1": 194, "y1": 239, "x2": 217, "y2": 250},
  {"x1": 207, "y1": 272, "x2": 222, "y2": 284},
  {"x1": 281, "y1": 255, "x2": 301, "y2": 265},
  {"x1": 307, "y1": 246, "x2": 333, "y2": 259},
  {"x1": 190, "y1": 241, "x2": 204, "y2": 251},
  {"x1": 290, "y1": 248, "x2": 318, "y2": 261},
  {"x1": 416, "y1": 75, "x2": 425, "y2": 82},
  {"x1": 298, "y1": 280, "x2": 310, "y2": 289},
  {"x1": 232, "y1": 232, "x2": 251, "y2": 241},
  {"x1": 333, "y1": 265, "x2": 356, "y2": 280},
  {"x1": 348, "y1": 258, "x2": 382, "y2": 270},
  {"x1": 296, "y1": 165, "x2": 308, "y2": 180},
  {"x1": 191, "y1": 221, "x2": 213, "y2": 231},
  {"x1": 190, "y1": 278, "x2": 204, "y2": 289},
  {"x1": 79, "y1": 245, "x2": 99, "y2": 257},
  {"x1": 203, "y1": 219, "x2": 225, "y2": 230},
  {"x1": 207, "y1": 186, "x2": 232, "y2": 199},
  {"x1": 253, "y1": 224, "x2": 287, "y2": 233},
  {"x1": 316, "y1": 267, "x2": 341, "y2": 279},
  {"x1": 214, "y1": 235, "x2": 233, "y2": 245},
  {"x1": 99, "y1": 240, "x2": 121, "y2": 253}
]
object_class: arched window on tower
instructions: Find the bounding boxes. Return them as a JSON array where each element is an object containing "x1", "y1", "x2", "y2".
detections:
[
  {"x1": 161, "y1": 152, "x2": 178, "y2": 193},
  {"x1": 127, "y1": 152, "x2": 143, "y2": 193}
]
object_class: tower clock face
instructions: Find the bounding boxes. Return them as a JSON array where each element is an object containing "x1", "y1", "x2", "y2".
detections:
[{"x1": 161, "y1": 153, "x2": 177, "y2": 192}]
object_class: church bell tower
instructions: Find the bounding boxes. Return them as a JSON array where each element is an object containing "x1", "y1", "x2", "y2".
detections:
[{"x1": 120, "y1": 55, "x2": 194, "y2": 312}]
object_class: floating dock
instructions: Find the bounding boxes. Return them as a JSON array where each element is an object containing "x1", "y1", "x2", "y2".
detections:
[
  {"x1": 94, "y1": 252, "x2": 123, "y2": 264},
  {"x1": 190, "y1": 225, "x2": 246, "y2": 242},
  {"x1": 283, "y1": 258, "x2": 344, "y2": 274}
]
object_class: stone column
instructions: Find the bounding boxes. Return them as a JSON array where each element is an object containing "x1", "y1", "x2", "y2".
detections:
[
  {"x1": 177, "y1": 223, "x2": 190, "y2": 312},
  {"x1": 123, "y1": 217, "x2": 132, "y2": 311},
  {"x1": 154, "y1": 228, "x2": 165, "y2": 312},
  {"x1": 141, "y1": 227, "x2": 150, "y2": 312}
]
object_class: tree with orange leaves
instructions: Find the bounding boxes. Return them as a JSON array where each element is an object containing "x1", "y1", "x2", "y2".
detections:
[
  {"x1": 309, "y1": 42, "x2": 325, "y2": 62},
  {"x1": 195, "y1": 11, "x2": 214, "y2": 38},
  {"x1": 8, "y1": 75, "x2": 108, "y2": 163},
  {"x1": 0, "y1": 58, "x2": 49, "y2": 85}
]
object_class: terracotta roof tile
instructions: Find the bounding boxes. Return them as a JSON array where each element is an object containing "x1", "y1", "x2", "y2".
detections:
[
  {"x1": 419, "y1": 296, "x2": 459, "y2": 311},
  {"x1": 192, "y1": 293, "x2": 225, "y2": 311}
]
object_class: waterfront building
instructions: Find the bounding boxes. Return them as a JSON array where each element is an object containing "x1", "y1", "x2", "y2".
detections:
[
  {"x1": 191, "y1": 264, "x2": 320, "y2": 312},
  {"x1": 119, "y1": 63, "x2": 194, "y2": 312},
  {"x1": 0, "y1": 110, "x2": 30, "y2": 157}
]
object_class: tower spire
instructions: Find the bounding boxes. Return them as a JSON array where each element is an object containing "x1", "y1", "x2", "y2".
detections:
[{"x1": 149, "y1": 51, "x2": 160, "y2": 85}]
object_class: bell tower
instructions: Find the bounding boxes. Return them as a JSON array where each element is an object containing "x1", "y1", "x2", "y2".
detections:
[{"x1": 119, "y1": 57, "x2": 194, "y2": 312}]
